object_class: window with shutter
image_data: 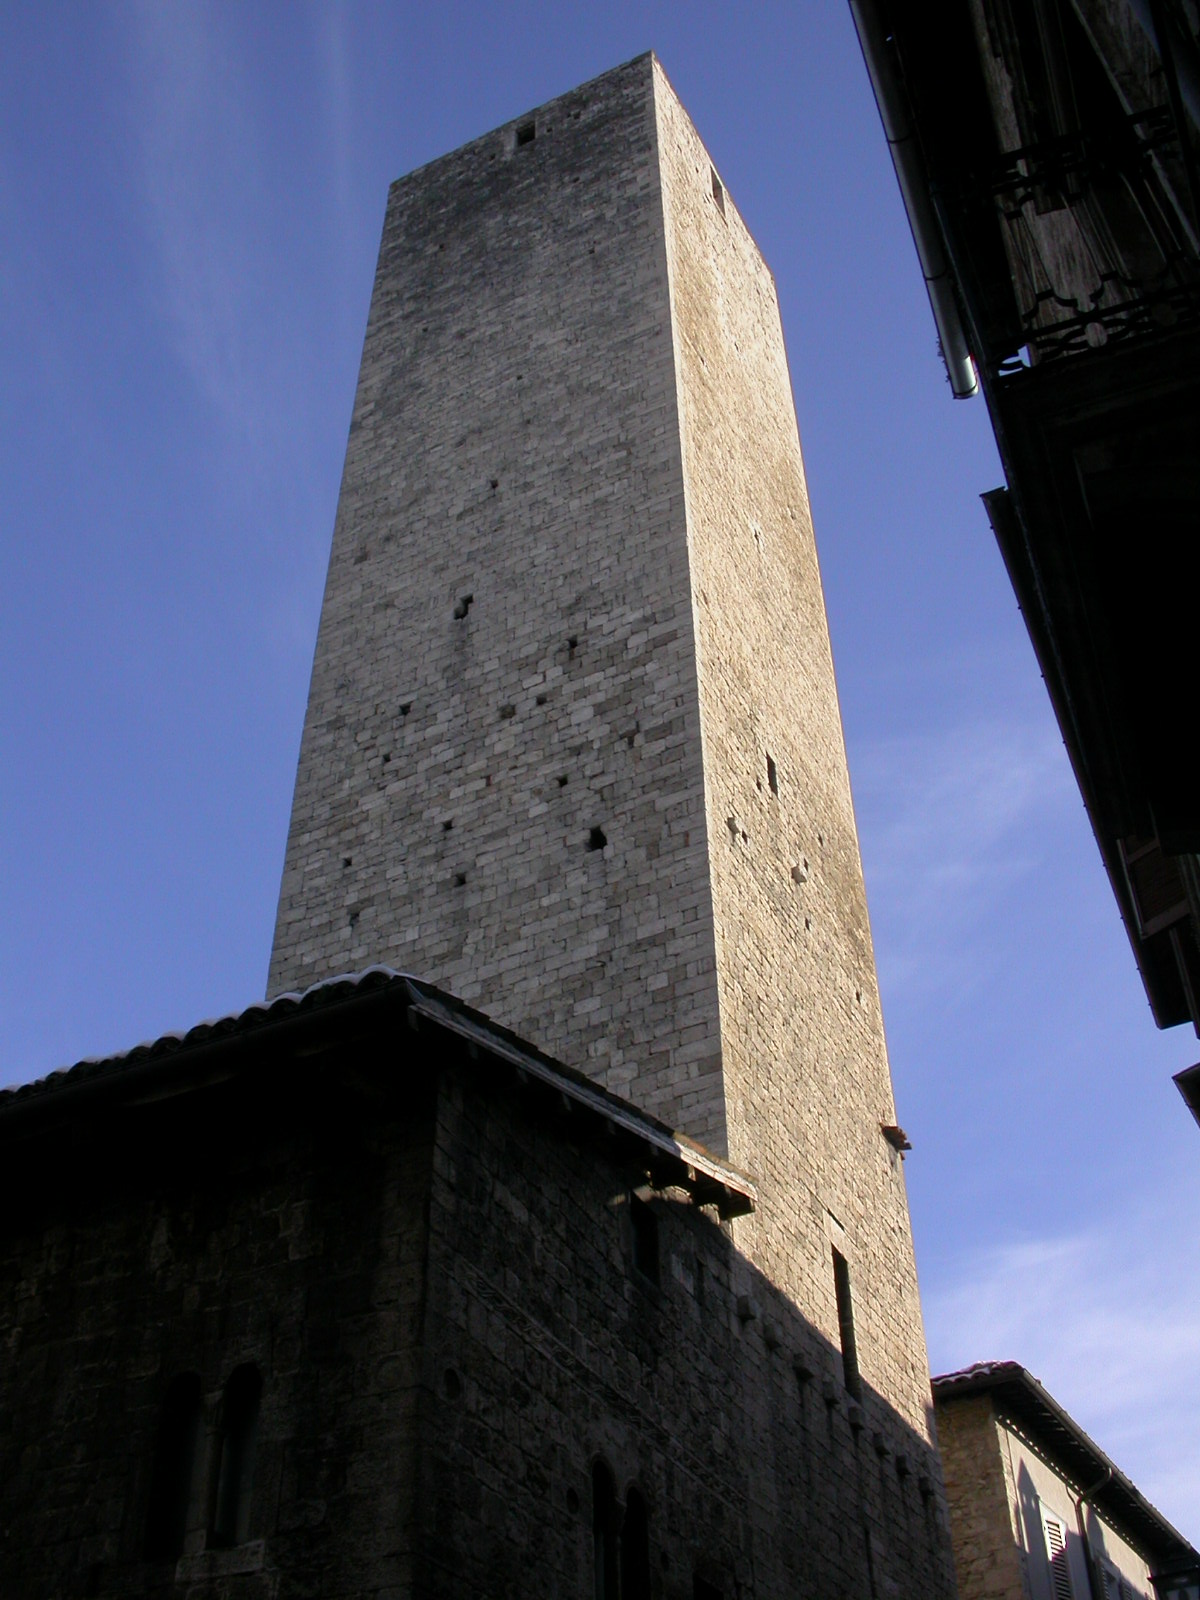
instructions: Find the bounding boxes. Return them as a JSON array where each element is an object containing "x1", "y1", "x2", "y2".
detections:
[{"x1": 1042, "y1": 1512, "x2": 1074, "y2": 1600}]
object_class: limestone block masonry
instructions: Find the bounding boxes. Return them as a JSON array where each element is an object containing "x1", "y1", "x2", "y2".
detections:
[{"x1": 270, "y1": 52, "x2": 947, "y2": 1506}]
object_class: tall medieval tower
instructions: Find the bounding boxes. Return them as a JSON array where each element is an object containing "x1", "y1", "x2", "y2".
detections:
[{"x1": 271, "y1": 50, "x2": 944, "y2": 1526}]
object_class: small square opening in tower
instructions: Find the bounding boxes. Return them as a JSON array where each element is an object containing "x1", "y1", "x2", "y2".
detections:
[
  {"x1": 710, "y1": 168, "x2": 725, "y2": 216},
  {"x1": 516, "y1": 121, "x2": 536, "y2": 147}
]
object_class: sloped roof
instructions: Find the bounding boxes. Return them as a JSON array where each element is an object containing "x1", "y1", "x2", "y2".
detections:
[
  {"x1": 933, "y1": 1361, "x2": 1197, "y2": 1569},
  {"x1": 0, "y1": 967, "x2": 755, "y2": 1217}
]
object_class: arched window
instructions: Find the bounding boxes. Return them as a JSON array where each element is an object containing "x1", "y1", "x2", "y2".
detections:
[
  {"x1": 210, "y1": 1364, "x2": 262, "y2": 1548},
  {"x1": 144, "y1": 1372, "x2": 202, "y2": 1561},
  {"x1": 592, "y1": 1460, "x2": 619, "y2": 1600},
  {"x1": 621, "y1": 1486, "x2": 651, "y2": 1600}
]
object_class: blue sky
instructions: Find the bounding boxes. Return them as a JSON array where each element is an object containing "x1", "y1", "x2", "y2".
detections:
[{"x1": 4, "y1": 0, "x2": 1198, "y2": 1539}]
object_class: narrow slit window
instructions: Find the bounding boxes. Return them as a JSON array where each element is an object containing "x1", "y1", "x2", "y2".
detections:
[
  {"x1": 711, "y1": 168, "x2": 725, "y2": 215},
  {"x1": 766, "y1": 754, "x2": 778, "y2": 795},
  {"x1": 210, "y1": 1364, "x2": 262, "y2": 1549},
  {"x1": 832, "y1": 1248, "x2": 862, "y2": 1399}
]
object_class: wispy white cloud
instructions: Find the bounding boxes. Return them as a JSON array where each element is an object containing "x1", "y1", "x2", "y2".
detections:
[
  {"x1": 118, "y1": 2, "x2": 361, "y2": 667},
  {"x1": 315, "y1": 2, "x2": 357, "y2": 283},
  {"x1": 853, "y1": 715, "x2": 1074, "y2": 1000},
  {"x1": 123, "y1": 2, "x2": 275, "y2": 437},
  {"x1": 924, "y1": 1213, "x2": 1200, "y2": 1539}
]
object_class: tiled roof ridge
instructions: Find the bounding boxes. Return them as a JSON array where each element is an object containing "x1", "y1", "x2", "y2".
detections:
[
  {"x1": 932, "y1": 1358, "x2": 1023, "y2": 1386},
  {"x1": 0, "y1": 968, "x2": 756, "y2": 1215},
  {"x1": 0, "y1": 965, "x2": 406, "y2": 1108}
]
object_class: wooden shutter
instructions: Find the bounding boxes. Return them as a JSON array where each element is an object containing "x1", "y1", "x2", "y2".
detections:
[{"x1": 1042, "y1": 1513, "x2": 1074, "y2": 1600}]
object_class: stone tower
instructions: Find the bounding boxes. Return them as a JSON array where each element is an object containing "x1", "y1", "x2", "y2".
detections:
[{"x1": 271, "y1": 51, "x2": 945, "y2": 1518}]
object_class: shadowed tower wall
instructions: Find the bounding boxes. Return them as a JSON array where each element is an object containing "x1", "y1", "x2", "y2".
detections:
[{"x1": 270, "y1": 51, "x2": 945, "y2": 1529}]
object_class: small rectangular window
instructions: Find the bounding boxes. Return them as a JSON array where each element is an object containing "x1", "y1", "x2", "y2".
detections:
[
  {"x1": 766, "y1": 754, "x2": 778, "y2": 795},
  {"x1": 832, "y1": 1248, "x2": 861, "y2": 1399},
  {"x1": 516, "y1": 121, "x2": 536, "y2": 147},
  {"x1": 710, "y1": 168, "x2": 725, "y2": 216}
]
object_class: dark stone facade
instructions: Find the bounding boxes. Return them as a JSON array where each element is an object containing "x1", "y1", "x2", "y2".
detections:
[{"x1": 0, "y1": 975, "x2": 954, "y2": 1598}]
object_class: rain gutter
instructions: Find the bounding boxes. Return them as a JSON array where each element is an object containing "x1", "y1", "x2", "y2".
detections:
[{"x1": 848, "y1": 0, "x2": 980, "y2": 397}]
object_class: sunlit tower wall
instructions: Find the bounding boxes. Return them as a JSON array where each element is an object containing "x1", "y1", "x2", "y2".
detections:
[{"x1": 270, "y1": 55, "x2": 950, "y2": 1579}]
